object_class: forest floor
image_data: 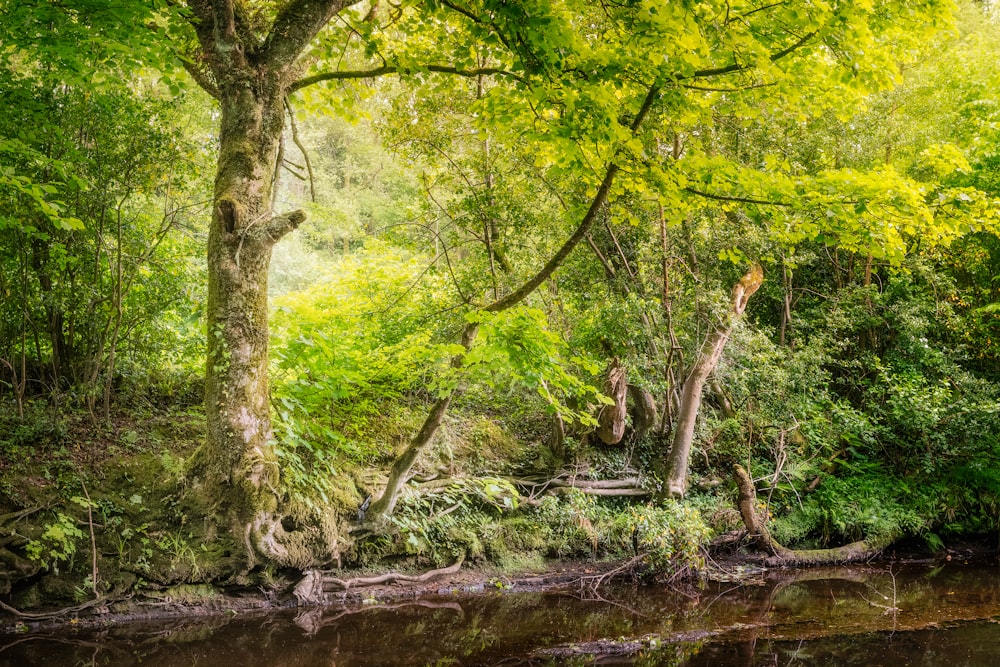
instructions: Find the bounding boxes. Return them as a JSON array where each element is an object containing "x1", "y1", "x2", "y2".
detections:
[{"x1": 2, "y1": 401, "x2": 996, "y2": 637}]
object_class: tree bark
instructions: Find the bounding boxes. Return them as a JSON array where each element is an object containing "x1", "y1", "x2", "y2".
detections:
[
  {"x1": 663, "y1": 265, "x2": 763, "y2": 497},
  {"x1": 202, "y1": 82, "x2": 302, "y2": 553},
  {"x1": 596, "y1": 358, "x2": 627, "y2": 445},
  {"x1": 627, "y1": 384, "x2": 658, "y2": 440}
]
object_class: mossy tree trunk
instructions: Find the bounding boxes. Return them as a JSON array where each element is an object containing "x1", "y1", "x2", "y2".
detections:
[
  {"x1": 183, "y1": 0, "x2": 347, "y2": 565},
  {"x1": 663, "y1": 265, "x2": 763, "y2": 497}
]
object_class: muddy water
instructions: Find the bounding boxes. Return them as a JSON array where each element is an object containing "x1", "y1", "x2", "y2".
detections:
[{"x1": 2, "y1": 561, "x2": 999, "y2": 666}]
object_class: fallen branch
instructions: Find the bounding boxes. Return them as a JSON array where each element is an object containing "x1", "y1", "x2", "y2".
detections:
[
  {"x1": 512, "y1": 476, "x2": 649, "y2": 497},
  {"x1": 0, "y1": 507, "x2": 45, "y2": 526},
  {"x1": 578, "y1": 554, "x2": 647, "y2": 593},
  {"x1": 321, "y1": 553, "x2": 465, "y2": 592}
]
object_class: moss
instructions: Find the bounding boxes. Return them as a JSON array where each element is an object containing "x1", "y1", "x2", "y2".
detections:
[
  {"x1": 461, "y1": 418, "x2": 523, "y2": 473},
  {"x1": 479, "y1": 518, "x2": 553, "y2": 570},
  {"x1": 156, "y1": 584, "x2": 221, "y2": 603},
  {"x1": 482, "y1": 518, "x2": 552, "y2": 555},
  {"x1": 273, "y1": 497, "x2": 344, "y2": 569}
]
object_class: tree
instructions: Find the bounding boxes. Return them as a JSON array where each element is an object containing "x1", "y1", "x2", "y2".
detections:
[
  {"x1": 2, "y1": 0, "x2": 961, "y2": 568},
  {"x1": 663, "y1": 264, "x2": 763, "y2": 497}
]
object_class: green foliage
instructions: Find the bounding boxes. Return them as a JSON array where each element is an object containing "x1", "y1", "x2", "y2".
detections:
[
  {"x1": 609, "y1": 501, "x2": 710, "y2": 580},
  {"x1": 0, "y1": 75, "x2": 210, "y2": 409},
  {"x1": 459, "y1": 307, "x2": 605, "y2": 425},
  {"x1": 25, "y1": 512, "x2": 84, "y2": 574},
  {"x1": 271, "y1": 242, "x2": 459, "y2": 475},
  {"x1": 389, "y1": 478, "x2": 521, "y2": 564}
]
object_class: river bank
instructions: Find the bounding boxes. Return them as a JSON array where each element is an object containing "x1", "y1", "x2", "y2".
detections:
[{"x1": 3, "y1": 558, "x2": 1000, "y2": 666}]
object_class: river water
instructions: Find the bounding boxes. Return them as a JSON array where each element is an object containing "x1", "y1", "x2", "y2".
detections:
[{"x1": 2, "y1": 560, "x2": 999, "y2": 666}]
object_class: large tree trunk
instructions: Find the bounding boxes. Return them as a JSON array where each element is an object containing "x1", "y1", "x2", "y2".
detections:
[
  {"x1": 201, "y1": 83, "x2": 305, "y2": 562},
  {"x1": 181, "y1": 0, "x2": 346, "y2": 567},
  {"x1": 663, "y1": 265, "x2": 763, "y2": 497}
]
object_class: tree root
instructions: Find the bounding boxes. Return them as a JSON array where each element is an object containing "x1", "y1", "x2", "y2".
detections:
[
  {"x1": 0, "y1": 595, "x2": 119, "y2": 620},
  {"x1": 295, "y1": 554, "x2": 466, "y2": 604},
  {"x1": 512, "y1": 475, "x2": 649, "y2": 498},
  {"x1": 734, "y1": 464, "x2": 896, "y2": 567}
]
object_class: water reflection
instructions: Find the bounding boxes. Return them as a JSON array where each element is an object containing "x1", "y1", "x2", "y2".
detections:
[{"x1": 1, "y1": 561, "x2": 998, "y2": 666}]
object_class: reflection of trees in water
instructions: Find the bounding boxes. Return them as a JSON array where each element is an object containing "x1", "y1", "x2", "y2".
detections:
[
  {"x1": 4, "y1": 564, "x2": 1000, "y2": 666},
  {"x1": 685, "y1": 564, "x2": 1000, "y2": 667}
]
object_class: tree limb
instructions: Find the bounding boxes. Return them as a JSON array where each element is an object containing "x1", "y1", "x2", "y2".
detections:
[
  {"x1": 684, "y1": 30, "x2": 817, "y2": 81},
  {"x1": 263, "y1": 0, "x2": 351, "y2": 71},
  {"x1": 179, "y1": 55, "x2": 221, "y2": 99},
  {"x1": 684, "y1": 186, "x2": 791, "y2": 207},
  {"x1": 290, "y1": 64, "x2": 526, "y2": 93},
  {"x1": 183, "y1": 0, "x2": 219, "y2": 58},
  {"x1": 252, "y1": 209, "x2": 307, "y2": 247},
  {"x1": 483, "y1": 82, "x2": 660, "y2": 313}
]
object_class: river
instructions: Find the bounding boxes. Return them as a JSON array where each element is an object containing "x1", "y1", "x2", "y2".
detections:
[{"x1": 2, "y1": 560, "x2": 998, "y2": 665}]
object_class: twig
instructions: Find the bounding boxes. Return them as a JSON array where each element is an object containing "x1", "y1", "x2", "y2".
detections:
[
  {"x1": 284, "y1": 98, "x2": 316, "y2": 202},
  {"x1": 577, "y1": 553, "x2": 647, "y2": 592}
]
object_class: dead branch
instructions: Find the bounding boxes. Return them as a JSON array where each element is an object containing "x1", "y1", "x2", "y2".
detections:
[
  {"x1": 551, "y1": 487, "x2": 649, "y2": 497},
  {"x1": 511, "y1": 476, "x2": 648, "y2": 497}
]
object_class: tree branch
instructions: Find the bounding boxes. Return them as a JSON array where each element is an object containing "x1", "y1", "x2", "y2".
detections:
[
  {"x1": 250, "y1": 209, "x2": 307, "y2": 248},
  {"x1": 484, "y1": 82, "x2": 661, "y2": 313},
  {"x1": 179, "y1": 55, "x2": 221, "y2": 99},
  {"x1": 683, "y1": 186, "x2": 790, "y2": 207},
  {"x1": 290, "y1": 64, "x2": 525, "y2": 93},
  {"x1": 684, "y1": 30, "x2": 818, "y2": 81},
  {"x1": 263, "y1": 0, "x2": 351, "y2": 71},
  {"x1": 183, "y1": 0, "x2": 218, "y2": 57}
]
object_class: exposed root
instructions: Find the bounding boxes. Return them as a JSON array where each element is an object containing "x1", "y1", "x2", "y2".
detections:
[
  {"x1": 295, "y1": 553, "x2": 466, "y2": 603},
  {"x1": 734, "y1": 464, "x2": 896, "y2": 567},
  {"x1": 0, "y1": 595, "x2": 126, "y2": 620}
]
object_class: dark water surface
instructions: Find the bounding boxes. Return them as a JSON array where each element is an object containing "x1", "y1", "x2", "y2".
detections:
[{"x1": 3, "y1": 561, "x2": 1000, "y2": 666}]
